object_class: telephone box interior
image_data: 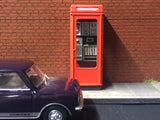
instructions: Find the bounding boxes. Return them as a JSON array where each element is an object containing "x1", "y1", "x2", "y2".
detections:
[{"x1": 76, "y1": 19, "x2": 97, "y2": 67}]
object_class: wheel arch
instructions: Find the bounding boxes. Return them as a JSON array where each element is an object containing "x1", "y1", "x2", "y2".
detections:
[{"x1": 37, "y1": 103, "x2": 72, "y2": 118}]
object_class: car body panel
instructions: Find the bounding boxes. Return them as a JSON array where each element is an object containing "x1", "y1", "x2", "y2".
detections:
[{"x1": 33, "y1": 77, "x2": 79, "y2": 114}]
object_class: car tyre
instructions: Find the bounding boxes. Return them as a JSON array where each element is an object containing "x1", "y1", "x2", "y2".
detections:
[{"x1": 43, "y1": 106, "x2": 69, "y2": 120}]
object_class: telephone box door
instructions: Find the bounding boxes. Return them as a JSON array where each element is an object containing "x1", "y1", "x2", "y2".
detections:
[{"x1": 70, "y1": 5, "x2": 103, "y2": 86}]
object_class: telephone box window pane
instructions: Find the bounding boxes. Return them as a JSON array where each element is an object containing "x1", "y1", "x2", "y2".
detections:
[
  {"x1": 76, "y1": 19, "x2": 97, "y2": 67},
  {"x1": 84, "y1": 45, "x2": 97, "y2": 56},
  {"x1": 90, "y1": 22, "x2": 97, "y2": 36},
  {"x1": 76, "y1": 37, "x2": 83, "y2": 61},
  {"x1": 76, "y1": 22, "x2": 81, "y2": 36},
  {"x1": 82, "y1": 22, "x2": 90, "y2": 36}
]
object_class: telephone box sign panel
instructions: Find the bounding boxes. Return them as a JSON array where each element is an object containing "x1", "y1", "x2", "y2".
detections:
[
  {"x1": 71, "y1": 5, "x2": 103, "y2": 13},
  {"x1": 70, "y1": 5, "x2": 103, "y2": 86}
]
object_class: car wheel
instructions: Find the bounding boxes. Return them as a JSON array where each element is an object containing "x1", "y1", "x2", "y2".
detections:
[{"x1": 43, "y1": 106, "x2": 69, "y2": 120}]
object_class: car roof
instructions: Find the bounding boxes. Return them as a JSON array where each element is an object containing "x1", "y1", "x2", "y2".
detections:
[{"x1": 0, "y1": 59, "x2": 34, "y2": 72}]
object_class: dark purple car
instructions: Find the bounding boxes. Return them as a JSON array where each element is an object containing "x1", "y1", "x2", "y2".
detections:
[{"x1": 0, "y1": 59, "x2": 83, "y2": 120}]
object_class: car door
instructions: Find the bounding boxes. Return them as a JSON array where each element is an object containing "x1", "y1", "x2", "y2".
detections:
[{"x1": 0, "y1": 72, "x2": 34, "y2": 119}]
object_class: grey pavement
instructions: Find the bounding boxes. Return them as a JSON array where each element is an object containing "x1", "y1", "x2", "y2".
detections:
[{"x1": 83, "y1": 83, "x2": 160, "y2": 99}]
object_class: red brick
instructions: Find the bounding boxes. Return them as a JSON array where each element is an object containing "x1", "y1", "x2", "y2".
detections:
[
  {"x1": 0, "y1": 0, "x2": 160, "y2": 82},
  {"x1": 63, "y1": 0, "x2": 73, "y2": 3}
]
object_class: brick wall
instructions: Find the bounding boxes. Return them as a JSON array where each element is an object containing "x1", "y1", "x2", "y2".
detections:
[{"x1": 0, "y1": 0, "x2": 160, "y2": 82}]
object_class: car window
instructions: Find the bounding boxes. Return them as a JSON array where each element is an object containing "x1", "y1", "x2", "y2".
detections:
[
  {"x1": 0, "y1": 72, "x2": 28, "y2": 90},
  {"x1": 26, "y1": 65, "x2": 46, "y2": 88}
]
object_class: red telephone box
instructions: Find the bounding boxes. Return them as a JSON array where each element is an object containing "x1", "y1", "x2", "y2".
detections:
[{"x1": 70, "y1": 5, "x2": 103, "y2": 86}]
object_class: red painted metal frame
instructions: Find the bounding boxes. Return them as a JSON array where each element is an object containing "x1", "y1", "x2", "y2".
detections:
[{"x1": 70, "y1": 5, "x2": 103, "y2": 86}]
